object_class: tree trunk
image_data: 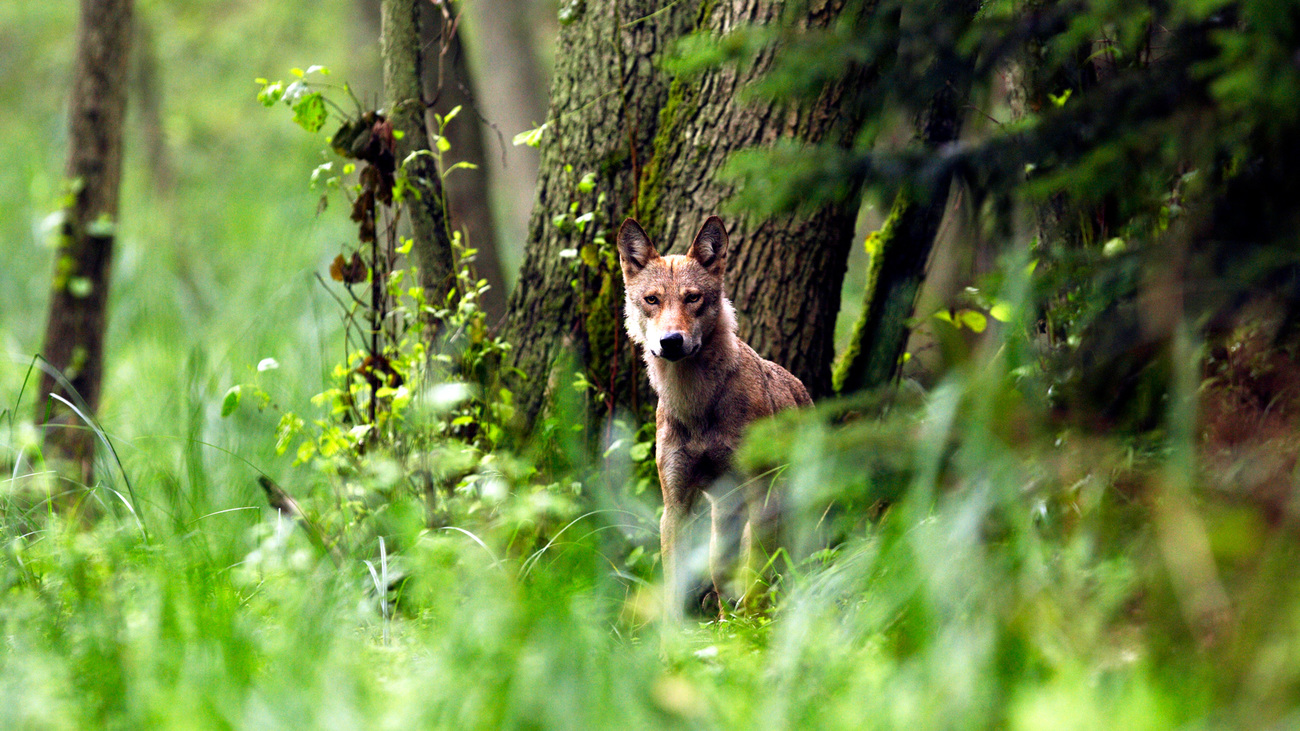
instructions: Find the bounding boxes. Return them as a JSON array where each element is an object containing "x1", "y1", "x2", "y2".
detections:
[
  {"x1": 636, "y1": 1, "x2": 876, "y2": 399},
  {"x1": 833, "y1": 1, "x2": 977, "y2": 394},
  {"x1": 381, "y1": 0, "x2": 456, "y2": 307},
  {"x1": 36, "y1": 0, "x2": 133, "y2": 488},
  {"x1": 131, "y1": 18, "x2": 172, "y2": 194},
  {"x1": 501, "y1": 0, "x2": 700, "y2": 429},
  {"x1": 503, "y1": 0, "x2": 877, "y2": 430},
  {"x1": 421, "y1": 1, "x2": 508, "y2": 322}
]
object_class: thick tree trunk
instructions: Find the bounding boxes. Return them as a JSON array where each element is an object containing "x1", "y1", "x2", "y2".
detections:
[
  {"x1": 381, "y1": 0, "x2": 456, "y2": 307},
  {"x1": 637, "y1": 1, "x2": 875, "y2": 399},
  {"x1": 36, "y1": 0, "x2": 133, "y2": 488},
  {"x1": 501, "y1": 0, "x2": 699, "y2": 429},
  {"x1": 421, "y1": 1, "x2": 508, "y2": 322},
  {"x1": 503, "y1": 0, "x2": 875, "y2": 430}
]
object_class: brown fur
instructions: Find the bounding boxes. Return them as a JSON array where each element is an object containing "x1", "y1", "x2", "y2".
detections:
[{"x1": 618, "y1": 216, "x2": 811, "y2": 618}]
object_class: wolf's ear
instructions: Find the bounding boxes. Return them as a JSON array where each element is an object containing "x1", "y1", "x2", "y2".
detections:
[
  {"x1": 617, "y1": 218, "x2": 659, "y2": 277},
  {"x1": 687, "y1": 216, "x2": 728, "y2": 273}
]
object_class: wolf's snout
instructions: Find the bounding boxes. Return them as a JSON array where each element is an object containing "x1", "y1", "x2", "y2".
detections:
[{"x1": 659, "y1": 332, "x2": 689, "y2": 361}]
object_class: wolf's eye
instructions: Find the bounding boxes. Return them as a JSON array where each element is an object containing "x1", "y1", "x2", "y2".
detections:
[
  {"x1": 684, "y1": 293, "x2": 702, "y2": 304},
  {"x1": 644, "y1": 295, "x2": 659, "y2": 305}
]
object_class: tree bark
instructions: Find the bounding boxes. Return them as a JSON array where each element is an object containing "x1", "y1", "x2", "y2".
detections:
[
  {"x1": 421, "y1": 1, "x2": 508, "y2": 322},
  {"x1": 502, "y1": 0, "x2": 877, "y2": 430},
  {"x1": 833, "y1": 1, "x2": 977, "y2": 394},
  {"x1": 381, "y1": 0, "x2": 456, "y2": 308},
  {"x1": 637, "y1": 1, "x2": 876, "y2": 399},
  {"x1": 36, "y1": 0, "x2": 134, "y2": 487},
  {"x1": 501, "y1": 0, "x2": 700, "y2": 429}
]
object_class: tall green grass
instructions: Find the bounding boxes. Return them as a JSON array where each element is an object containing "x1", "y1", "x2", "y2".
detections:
[{"x1": 4, "y1": 4, "x2": 1300, "y2": 730}]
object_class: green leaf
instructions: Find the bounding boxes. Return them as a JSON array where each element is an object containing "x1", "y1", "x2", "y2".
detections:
[
  {"x1": 86, "y1": 214, "x2": 115, "y2": 237},
  {"x1": 512, "y1": 123, "x2": 547, "y2": 148},
  {"x1": 577, "y1": 172, "x2": 597, "y2": 194},
  {"x1": 67, "y1": 277, "x2": 93, "y2": 298},
  {"x1": 988, "y1": 302, "x2": 1013, "y2": 322},
  {"x1": 257, "y1": 358, "x2": 280, "y2": 372},
  {"x1": 290, "y1": 67, "x2": 305, "y2": 78},
  {"x1": 304, "y1": 64, "x2": 329, "y2": 76},
  {"x1": 629, "y1": 442, "x2": 652, "y2": 462},
  {"x1": 443, "y1": 161, "x2": 478, "y2": 178},
  {"x1": 292, "y1": 91, "x2": 327, "y2": 132},
  {"x1": 257, "y1": 80, "x2": 285, "y2": 107},
  {"x1": 957, "y1": 309, "x2": 988, "y2": 333},
  {"x1": 435, "y1": 135, "x2": 451, "y2": 153},
  {"x1": 221, "y1": 386, "x2": 242, "y2": 417}
]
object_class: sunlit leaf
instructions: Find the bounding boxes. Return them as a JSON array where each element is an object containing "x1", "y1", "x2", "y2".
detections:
[{"x1": 221, "y1": 386, "x2": 241, "y2": 417}]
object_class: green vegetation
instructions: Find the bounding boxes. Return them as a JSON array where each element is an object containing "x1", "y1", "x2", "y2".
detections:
[{"x1": 5, "y1": 2, "x2": 1300, "y2": 729}]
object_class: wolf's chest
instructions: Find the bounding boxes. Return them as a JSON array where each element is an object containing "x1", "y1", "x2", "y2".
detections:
[{"x1": 657, "y1": 413, "x2": 737, "y2": 492}]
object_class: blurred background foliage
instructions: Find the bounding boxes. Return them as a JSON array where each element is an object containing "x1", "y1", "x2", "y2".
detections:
[{"x1": 4, "y1": 0, "x2": 1300, "y2": 728}]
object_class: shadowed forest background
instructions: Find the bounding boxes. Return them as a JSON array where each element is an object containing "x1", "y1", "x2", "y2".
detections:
[{"x1": 5, "y1": 0, "x2": 1300, "y2": 728}]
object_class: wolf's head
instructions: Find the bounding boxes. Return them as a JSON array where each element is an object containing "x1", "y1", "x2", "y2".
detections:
[{"x1": 617, "y1": 216, "x2": 735, "y2": 362}]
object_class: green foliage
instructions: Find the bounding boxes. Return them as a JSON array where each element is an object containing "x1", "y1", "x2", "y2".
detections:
[{"x1": 8, "y1": 3, "x2": 1300, "y2": 728}]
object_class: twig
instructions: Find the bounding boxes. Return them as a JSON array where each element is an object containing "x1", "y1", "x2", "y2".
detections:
[{"x1": 257, "y1": 476, "x2": 341, "y2": 565}]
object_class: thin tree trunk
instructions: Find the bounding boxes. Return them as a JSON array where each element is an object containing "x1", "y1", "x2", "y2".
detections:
[
  {"x1": 833, "y1": 1, "x2": 977, "y2": 394},
  {"x1": 132, "y1": 18, "x2": 172, "y2": 194},
  {"x1": 381, "y1": 0, "x2": 456, "y2": 308},
  {"x1": 36, "y1": 0, "x2": 134, "y2": 488},
  {"x1": 422, "y1": 1, "x2": 508, "y2": 322}
]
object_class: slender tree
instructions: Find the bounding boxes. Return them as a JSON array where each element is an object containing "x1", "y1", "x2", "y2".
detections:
[
  {"x1": 834, "y1": 1, "x2": 978, "y2": 393},
  {"x1": 36, "y1": 0, "x2": 134, "y2": 488},
  {"x1": 422, "y1": 1, "x2": 509, "y2": 321},
  {"x1": 381, "y1": 0, "x2": 456, "y2": 308}
]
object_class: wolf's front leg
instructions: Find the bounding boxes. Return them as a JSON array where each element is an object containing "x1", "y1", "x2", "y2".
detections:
[
  {"x1": 738, "y1": 482, "x2": 778, "y2": 614},
  {"x1": 659, "y1": 497, "x2": 691, "y2": 621},
  {"x1": 704, "y1": 477, "x2": 750, "y2": 614}
]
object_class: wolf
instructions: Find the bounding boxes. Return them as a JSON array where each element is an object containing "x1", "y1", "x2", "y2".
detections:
[{"x1": 617, "y1": 216, "x2": 811, "y2": 618}]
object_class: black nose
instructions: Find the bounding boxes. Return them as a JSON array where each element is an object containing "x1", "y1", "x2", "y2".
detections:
[{"x1": 659, "y1": 332, "x2": 686, "y2": 361}]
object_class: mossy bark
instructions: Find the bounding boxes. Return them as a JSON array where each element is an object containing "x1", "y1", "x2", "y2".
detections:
[
  {"x1": 504, "y1": 0, "x2": 877, "y2": 430},
  {"x1": 501, "y1": 0, "x2": 701, "y2": 430},
  {"x1": 635, "y1": 0, "x2": 876, "y2": 399},
  {"x1": 382, "y1": 0, "x2": 456, "y2": 307},
  {"x1": 833, "y1": 0, "x2": 977, "y2": 394},
  {"x1": 36, "y1": 0, "x2": 134, "y2": 489}
]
